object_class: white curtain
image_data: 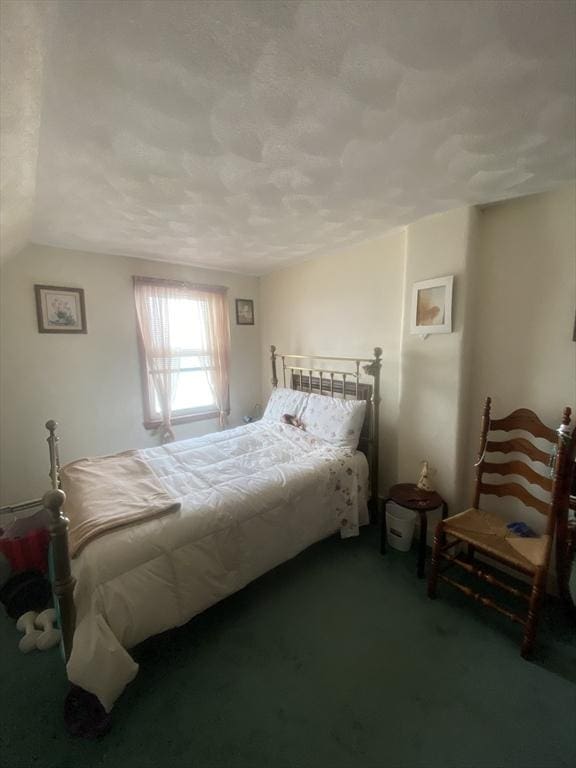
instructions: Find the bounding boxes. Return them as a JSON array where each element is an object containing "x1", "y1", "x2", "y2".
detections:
[
  {"x1": 198, "y1": 289, "x2": 231, "y2": 427},
  {"x1": 134, "y1": 278, "x2": 231, "y2": 441}
]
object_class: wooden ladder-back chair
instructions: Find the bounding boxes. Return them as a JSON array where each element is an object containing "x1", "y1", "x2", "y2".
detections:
[{"x1": 428, "y1": 398, "x2": 574, "y2": 657}]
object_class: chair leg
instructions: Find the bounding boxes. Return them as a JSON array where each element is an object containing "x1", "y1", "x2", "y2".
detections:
[
  {"x1": 380, "y1": 499, "x2": 389, "y2": 555},
  {"x1": 428, "y1": 521, "x2": 444, "y2": 599},
  {"x1": 521, "y1": 571, "x2": 546, "y2": 659},
  {"x1": 417, "y1": 512, "x2": 427, "y2": 579}
]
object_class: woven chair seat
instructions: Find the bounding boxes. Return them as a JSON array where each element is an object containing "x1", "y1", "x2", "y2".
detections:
[{"x1": 443, "y1": 508, "x2": 549, "y2": 572}]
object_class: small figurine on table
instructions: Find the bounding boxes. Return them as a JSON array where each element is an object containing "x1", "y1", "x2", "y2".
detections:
[{"x1": 417, "y1": 461, "x2": 434, "y2": 492}]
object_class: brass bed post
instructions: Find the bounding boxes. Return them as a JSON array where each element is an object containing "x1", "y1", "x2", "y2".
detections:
[
  {"x1": 270, "y1": 345, "x2": 278, "y2": 388},
  {"x1": 372, "y1": 347, "x2": 383, "y2": 506},
  {"x1": 43, "y1": 421, "x2": 76, "y2": 660},
  {"x1": 364, "y1": 348, "x2": 383, "y2": 513}
]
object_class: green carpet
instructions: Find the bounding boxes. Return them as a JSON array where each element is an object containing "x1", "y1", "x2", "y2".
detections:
[{"x1": 1, "y1": 528, "x2": 575, "y2": 768}]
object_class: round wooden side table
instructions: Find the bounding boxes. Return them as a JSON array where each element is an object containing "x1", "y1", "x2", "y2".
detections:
[{"x1": 381, "y1": 483, "x2": 448, "y2": 578}]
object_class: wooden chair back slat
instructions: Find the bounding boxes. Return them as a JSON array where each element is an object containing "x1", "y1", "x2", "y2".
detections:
[
  {"x1": 485, "y1": 437, "x2": 551, "y2": 466},
  {"x1": 490, "y1": 409, "x2": 556, "y2": 442},
  {"x1": 481, "y1": 460, "x2": 552, "y2": 492},
  {"x1": 475, "y1": 401, "x2": 560, "y2": 516},
  {"x1": 478, "y1": 481, "x2": 549, "y2": 515}
]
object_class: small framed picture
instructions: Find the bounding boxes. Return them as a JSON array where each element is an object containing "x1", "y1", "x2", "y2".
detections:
[
  {"x1": 235, "y1": 298, "x2": 254, "y2": 326},
  {"x1": 34, "y1": 285, "x2": 87, "y2": 334},
  {"x1": 410, "y1": 275, "x2": 454, "y2": 335}
]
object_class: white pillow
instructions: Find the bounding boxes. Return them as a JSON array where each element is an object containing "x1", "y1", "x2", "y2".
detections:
[
  {"x1": 300, "y1": 393, "x2": 366, "y2": 450},
  {"x1": 262, "y1": 387, "x2": 308, "y2": 422}
]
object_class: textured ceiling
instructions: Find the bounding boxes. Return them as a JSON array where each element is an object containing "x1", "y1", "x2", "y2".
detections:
[
  {"x1": 3, "y1": 1, "x2": 576, "y2": 273},
  {"x1": 0, "y1": 0, "x2": 55, "y2": 263}
]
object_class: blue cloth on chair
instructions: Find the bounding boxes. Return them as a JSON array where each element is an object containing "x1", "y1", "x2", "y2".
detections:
[{"x1": 506, "y1": 521, "x2": 537, "y2": 538}]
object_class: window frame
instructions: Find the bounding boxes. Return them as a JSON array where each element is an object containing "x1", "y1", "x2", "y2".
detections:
[{"x1": 135, "y1": 282, "x2": 223, "y2": 430}]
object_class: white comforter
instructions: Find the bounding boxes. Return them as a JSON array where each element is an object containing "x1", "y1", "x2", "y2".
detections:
[{"x1": 67, "y1": 421, "x2": 369, "y2": 711}]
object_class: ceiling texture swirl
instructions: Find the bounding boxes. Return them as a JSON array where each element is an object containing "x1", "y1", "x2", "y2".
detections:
[{"x1": 1, "y1": 0, "x2": 575, "y2": 272}]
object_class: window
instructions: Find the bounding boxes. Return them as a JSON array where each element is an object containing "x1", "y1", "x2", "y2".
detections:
[
  {"x1": 134, "y1": 277, "x2": 231, "y2": 438},
  {"x1": 148, "y1": 296, "x2": 215, "y2": 418}
]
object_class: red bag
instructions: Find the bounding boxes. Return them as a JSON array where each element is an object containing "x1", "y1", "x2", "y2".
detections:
[
  {"x1": 0, "y1": 505, "x2": 51, "y2": 574},
  {"x1": 0, "y1": 528, "x2": 50, "y2": 573}
]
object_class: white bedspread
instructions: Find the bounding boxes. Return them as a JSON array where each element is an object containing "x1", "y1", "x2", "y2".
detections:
[{"x1": 66, "y1": 421, "x2": 369, "y2": 711}]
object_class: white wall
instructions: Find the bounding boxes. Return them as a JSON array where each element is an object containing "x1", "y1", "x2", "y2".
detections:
[
  {"x1": 260, "y1": 230, "x2": 406, "y2": 491},
  {"x1": 463, "y1": 184, "x2": 576, "y2": 531},
  {"x1": 0, "y1": 244, "x2": 261, "y2": 504},
  {"x1": 398, "y1": 206, "x2": 479, "y2": 513},
  {"x1": 471, "y1": 185, "x2": 575, "y2": 426},
  {"x1": 397, "y1": 188, "x2": 575, "y2": 539}
]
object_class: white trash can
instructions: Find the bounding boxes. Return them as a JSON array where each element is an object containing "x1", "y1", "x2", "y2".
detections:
[{"x1": 386, "y1": 502, "x2": 417, "y2": 552}]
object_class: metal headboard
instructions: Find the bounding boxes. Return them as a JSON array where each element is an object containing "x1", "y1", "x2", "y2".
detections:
[{"x1": 270, "y1": 345, "x2": 382, "y2": 508}]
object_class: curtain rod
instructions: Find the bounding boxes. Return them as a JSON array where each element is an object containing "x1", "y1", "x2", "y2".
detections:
[{"x1": 133, "y1": 276, "x2": 227, "y2": 293}]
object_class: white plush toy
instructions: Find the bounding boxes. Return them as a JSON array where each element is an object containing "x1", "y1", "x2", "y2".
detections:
[
  {"x1": 16, "y1": 612, "x2": 42, "y2": 653},
  {"x1": 35, "y1": 609, "x2": 62, "y2": 651},
  {"x1": 16, "y1": 608, "x2": 61, "y2": 653}
]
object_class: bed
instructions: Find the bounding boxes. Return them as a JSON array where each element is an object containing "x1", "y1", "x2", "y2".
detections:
[{"x1": 43, "y1": 347, "x2": 383, "y2": 715}]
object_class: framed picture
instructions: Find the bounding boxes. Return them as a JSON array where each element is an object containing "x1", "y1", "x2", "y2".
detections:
[
  {"x1": 410, "y1": 275, "x2": 454, "y2": 335},
  {"x1": 34, "y1": 285, "x2": 87, "y2": 334},
  {"x1": 235, "y1": 298, "x2": 254, "y2": 326}
]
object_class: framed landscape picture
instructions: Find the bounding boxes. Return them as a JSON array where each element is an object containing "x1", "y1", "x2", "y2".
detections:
[
  {"x1": 235, "y1": 298, "x2": 254, "y2": 326},
  {"x1": 35, "y1": 285, "x2": 87, "y2": 334},
  {"x1": 410, "y1": 275, "x2": 454, "y2": 335}
]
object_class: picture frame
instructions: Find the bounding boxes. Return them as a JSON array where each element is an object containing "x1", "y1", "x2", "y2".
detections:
[
  {"x1": 235, "y1": 298, "x2": 254, "y2": 326},
  {"x1": 34, "y1": 285, "x2": 87, "y2": 334},
  {"x1": 410, "y1": 275, "x2": 454, "y2": 336}
]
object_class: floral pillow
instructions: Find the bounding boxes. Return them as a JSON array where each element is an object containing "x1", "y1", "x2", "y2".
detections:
[
  {"x1": 300, "y1": 393, "x2": 366, "y2": 450},
  {"x1": 262, "y1": 387, "x2": 308, "y2": 423}
]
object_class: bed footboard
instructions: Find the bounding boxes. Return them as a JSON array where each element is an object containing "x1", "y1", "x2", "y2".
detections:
[{"x1": 44, "y1": 421, "x2": 76, "y2": 659}]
